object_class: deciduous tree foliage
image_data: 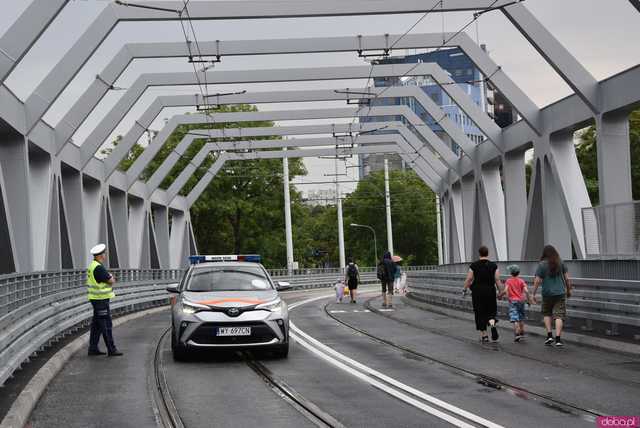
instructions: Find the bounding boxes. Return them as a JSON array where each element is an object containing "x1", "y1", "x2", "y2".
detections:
[
  {"x1": 576, "y1": 109, "x2": 640, "y2": 205},
  {"x1": 342, "y1": 169, "x2": 438, "y2": 266}
]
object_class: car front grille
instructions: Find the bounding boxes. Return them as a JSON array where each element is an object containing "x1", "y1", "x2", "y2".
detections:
[{"x1": 189, "y1": 322, "x2": 277, "y2": 345}]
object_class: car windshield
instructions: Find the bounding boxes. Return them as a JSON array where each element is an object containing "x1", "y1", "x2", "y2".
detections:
[{"x1": 186, "y1": 266, "x2": 272, "y2": 292}]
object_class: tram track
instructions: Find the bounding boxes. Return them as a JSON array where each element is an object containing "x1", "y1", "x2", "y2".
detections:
[
  {"x1": 152, "y1": 328, "x2": 185, "y2": 428},
  {"x1": 152, "y1": 325, "x2": 343, "y2": 428},
  {"x1": 323, "y1": 297, "x2": 604, "y2": 422},
  {"x1": 244, "y1": 354, "x2": 345, "y2": 428},
  {"x1": 366, "y1": 295, "x2": 640, "y2": 388}
]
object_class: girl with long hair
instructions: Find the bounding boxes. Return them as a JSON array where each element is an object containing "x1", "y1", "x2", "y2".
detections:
[{"x1": 532, "y1": 245, "x2": 573, "y2": 347}]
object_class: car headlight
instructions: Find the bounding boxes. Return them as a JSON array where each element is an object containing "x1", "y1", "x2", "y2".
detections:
[
  {"x1": 256, "y1": 298, "x2": 283, "y2": 312},
  {"x1": 181, "y1": 299, "x2": 209, "y2": 314}
]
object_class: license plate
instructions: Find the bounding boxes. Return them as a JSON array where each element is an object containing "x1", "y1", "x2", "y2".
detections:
[{"x1": 217, "y1": 327, "x2": 251, "y2": 336}]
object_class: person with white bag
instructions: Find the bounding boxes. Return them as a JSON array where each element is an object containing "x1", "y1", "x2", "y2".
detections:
[
  {"x1": 392, "y1": 255, "x2": 403, "y2": 295},
  {"x1": 334, "y1": 279, "x2": 346, "y2": 303}
]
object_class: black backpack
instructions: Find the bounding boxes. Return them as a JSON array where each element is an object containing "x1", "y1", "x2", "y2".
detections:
[
  {"x1": 347, "y1": 264, "x2": 358, "y2": 280},
  {"x1": 376, "y1": 262, "x2": 386, "y2": 281}
]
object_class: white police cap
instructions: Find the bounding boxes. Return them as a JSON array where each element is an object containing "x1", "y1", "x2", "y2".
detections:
[{"x1": 90, "y1": 243, "x2": 106, "y2": 255}]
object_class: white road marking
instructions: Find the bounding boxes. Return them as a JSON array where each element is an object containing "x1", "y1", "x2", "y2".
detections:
[
  {"x1": 289, "y1": 295, "x2": 504, "y2": 428},
  {"x1": 329, "y1": 310, "x2": 347, "y2": 313},
  {"x1": 378, "y1": 309, "x2": 395, "y2": 312}
]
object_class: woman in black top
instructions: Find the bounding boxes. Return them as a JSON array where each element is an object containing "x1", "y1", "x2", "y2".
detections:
[{"x1": 463, "y1": 246, "x2": 504, "y2": 342}]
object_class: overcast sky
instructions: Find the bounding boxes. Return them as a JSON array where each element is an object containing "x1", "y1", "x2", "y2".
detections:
[{"x1": 1, "y1": 0, "x2": 639, "y2": 195}]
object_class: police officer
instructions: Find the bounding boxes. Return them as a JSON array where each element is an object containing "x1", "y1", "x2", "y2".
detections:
[{"x1": 87, "y1": 243, "x2": 123, "y2": 356}]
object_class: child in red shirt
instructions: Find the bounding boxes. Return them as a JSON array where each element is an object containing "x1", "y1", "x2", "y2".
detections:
[{"x1": 500, "y1": 265, "x2": 531, "y2": 342}]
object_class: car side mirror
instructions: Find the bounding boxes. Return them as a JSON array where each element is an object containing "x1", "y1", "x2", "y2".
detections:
[
  {"x1": 166, "y1": 284, "x2": 180, "y2": 294},
  {"x1": 276, "y1": 281, "x2": 292, "y2": 291}
]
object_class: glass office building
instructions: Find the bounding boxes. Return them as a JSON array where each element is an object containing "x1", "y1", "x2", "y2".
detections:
[{"x1": 359, "y1": 47, "x2": 493, "y2": 177}]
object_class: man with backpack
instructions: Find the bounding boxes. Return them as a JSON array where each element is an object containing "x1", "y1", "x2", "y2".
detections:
[
  {"x1": 377, "y1": 252, "x2": 397, "y2": 308},
  {"x1": 345, "y1": 258, "x2": 361, "y2": 303}
]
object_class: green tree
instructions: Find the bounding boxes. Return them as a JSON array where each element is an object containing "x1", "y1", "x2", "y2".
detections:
[
  {"x1": 103, "y1": 104, "x2": 307, "y2": 268},
  {"x1": 576, "y1": 109, "x2": 640, "y2": 205},
  {"x1": 342, "y1": 169, "x2": 438, "y2": 266}
]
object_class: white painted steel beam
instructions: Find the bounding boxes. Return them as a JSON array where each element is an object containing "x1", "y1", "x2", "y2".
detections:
[
  {"x1": 102, "y1": 83, "x2": 495, "y2": 179},
  {"x1": 117, "y1": 107, "x2": 452, "y2": 189},
  {"x1": 163, "y1": 133, "x2": 440, "y2": 203},
  {"x1": 74, "y1": 63, "x2": 482, "y2": 165},
  {"x1": 186, "y1": 143, "x2": 415, "y2": 207},
  {"x1": 53, "y1": 32, "x2": 518, "y2": 150},
  {"x1": 0, "y1": 0, "x2": 68, "y2": 83},
  {"x1": 501, "y1": 3, "x2": 600, "y2": 114}
]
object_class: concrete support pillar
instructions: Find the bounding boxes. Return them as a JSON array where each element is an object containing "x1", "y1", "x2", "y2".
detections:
[
  {"x1": 449, "y1": 183, "x2": 465, "y2": 262},
  {"x1": 128, "y1": 197, "x2": 146, "y2": 268},
  {"x1": 152, "y1": 204, "x2": 170, "y2": 268},
  {"x1": 27, "y1": 145, "x2": 51, "y2": 270},
  {"x1": 502, "y1": 150, "x2": 527, "y2": 260},
  {"x1": 436, "y1": 193, "x2": 443, "y2": 265},
  {"x1": 542, "y1": 156, "x2": 572, "y2": 258},
  {"x1": 596, "y1": 111, "x2": 632, "y2": 205},
  {"x1": 283, "y1": 152, "x2": 294, "y2": 272},
  {"x1": 81, "y1": 177, "x2": 102, "y2": 268},
  {"x1": 460, "y1": 174, "x2": 476, "y2": 262},
  {"x1": 440, "y1": 193, "x2": 451, "y2": 264},
  {"x1": 549, "y1": 130, "x2": 592, "y2": 258},
  {"x1": 61, "y1": 164, "x2": 85, "y2": 267},
  {"x1": 169, "y1": 210, "x2": 189, "y2": 269},
  {"x1": 384, "y1": 158, "x2": 394, "y2": 255},
  {"x1": 523, "y1": 158, "x2": 545, "y2": 259},
  {"x1": 45, "y1": 174, "x2": 61, "y2": 271},
  {"x1": 108, "y1": 188, "x2": 129, "y2": 268},
  {"x1": 335, "y1": 157, "x2": 345, "y2": 269},
  {"x1": 0, "y1": 133, "x2": 31, "y2": 272},
  {"x1": 481, "y1": 163, "x2": 507, "y2": 261}
]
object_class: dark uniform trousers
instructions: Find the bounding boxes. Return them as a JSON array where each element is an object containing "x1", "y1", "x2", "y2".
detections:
[{"x1": 89, "y1": 299, "x2": 116, "y2": 353}]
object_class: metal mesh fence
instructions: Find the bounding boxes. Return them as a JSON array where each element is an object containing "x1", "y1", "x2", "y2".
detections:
[
  {"x1": 0, "y1": 268, "x2": 183, "y2": 318},
  {"x1": 582, "y1": 201, "x2": 640, "y2": 259}
]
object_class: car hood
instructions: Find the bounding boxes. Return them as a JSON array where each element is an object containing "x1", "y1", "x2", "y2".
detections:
[{"x1": 183, "y1": 290, "x2": 278, "y2": 308}]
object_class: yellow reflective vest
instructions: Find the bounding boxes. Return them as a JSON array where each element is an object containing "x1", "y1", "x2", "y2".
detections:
[{"x1": 87, "y1": 260, "x2": 115, "y2": 300}]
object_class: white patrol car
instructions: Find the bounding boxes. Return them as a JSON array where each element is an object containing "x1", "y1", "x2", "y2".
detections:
[{"x1": 167, "y1": 255, "x2": 291, "y2": 360}]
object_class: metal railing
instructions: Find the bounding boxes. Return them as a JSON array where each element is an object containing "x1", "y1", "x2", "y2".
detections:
[
  {"x1": 0, "y1": 269, "x2": 182, "y2": 386},
  {"x1": 266, "y1": 265, "x2": 436, "y2": 277},
  {"x1": 583, "y1": 201, "x2": 640, "y2": 259},
  {"x1": 406, "y1": 270, "x2": 640, "y2": 341},
  {"x1": 0, "y1": 266, "x2": 433, "y2": 387},
  {"x1": 429, "y1": 259, "x2": 640, "y2": 281},
  {"x1": 0, "y1": 269, "x2": 183, "y2": 317}
]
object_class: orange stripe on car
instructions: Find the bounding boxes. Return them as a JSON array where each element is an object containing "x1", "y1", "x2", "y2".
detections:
[{"x1": 196, "y1": 298, "x2": 266, "y2": 305}]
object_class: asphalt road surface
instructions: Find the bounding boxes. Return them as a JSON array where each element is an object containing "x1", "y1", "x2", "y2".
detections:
[{"x1": 29, "y1": 287, "x2": 640, "y2": 427}]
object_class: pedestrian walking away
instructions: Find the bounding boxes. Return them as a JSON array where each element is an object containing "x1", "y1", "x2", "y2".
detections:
[
  {"x1": 87, "y1": 243, "x2": 123, "y2": 357},
  {"x1": 499, "y1": 264, "x2": 531, "y2": 342},
  {"x1": 392, "y1": 256, "x2": 403, "y2": 295},
  {"x1": 463, "y1": 246, "x2": 504, "y2": 343},
  {"x1": 378, "y1": 252, "x2": 397, "y2": 308},
  {"x1": 532, "y1": 245, "x2": 573, "y2": 347},
  {"x1": 334, "y1": 279, "x2": 345, "y2": 303},
  {"x1": 345, "y1": 258, "x2": 360, "y2": 303}
]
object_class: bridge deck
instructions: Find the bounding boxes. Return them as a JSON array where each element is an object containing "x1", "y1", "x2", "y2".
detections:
[{"x1": 28, "y1": 288, "x2": 640, "y2": 427}]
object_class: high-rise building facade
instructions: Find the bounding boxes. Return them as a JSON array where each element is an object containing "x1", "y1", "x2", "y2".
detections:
[{"x1": 359, "y1": 47, "x2": 514, "y2": 177}]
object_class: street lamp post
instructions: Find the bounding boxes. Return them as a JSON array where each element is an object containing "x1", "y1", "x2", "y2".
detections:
[{"x1": 350, "y1": 223, "x2": 378, "y2": 265}]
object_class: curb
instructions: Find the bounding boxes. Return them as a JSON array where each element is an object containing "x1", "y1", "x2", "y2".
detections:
[
  {"x1": 0, "y1": 305, "x2": 169, "y2": 428},
  {"x1": 403, "y1": 295, "x2": 640, "y2": 358}
]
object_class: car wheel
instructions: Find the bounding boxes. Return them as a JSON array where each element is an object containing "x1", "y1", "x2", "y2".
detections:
[{"x1": 171, "y1": 327, "x2": 189, "y2": 362}]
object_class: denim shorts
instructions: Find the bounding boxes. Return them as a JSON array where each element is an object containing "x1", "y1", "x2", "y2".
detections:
[{"x1": 508, "y1": 301, "x2": 526, "y2": 322}]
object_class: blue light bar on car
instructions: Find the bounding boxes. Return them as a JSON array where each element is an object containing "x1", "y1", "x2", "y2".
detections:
[{"x1": 188, "y1": 254, "x2": 261, "y2": 264}]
